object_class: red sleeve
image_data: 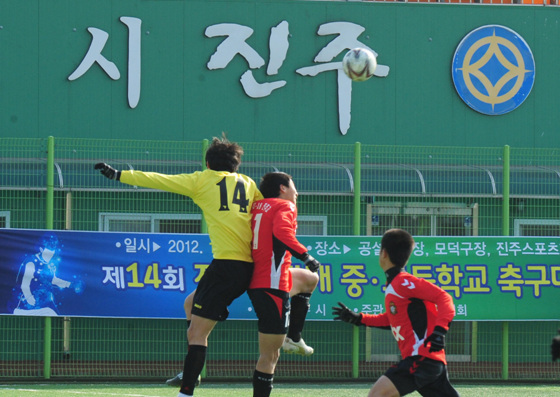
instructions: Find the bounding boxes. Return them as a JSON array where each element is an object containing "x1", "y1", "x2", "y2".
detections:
[
  {"x1": 361, "y1": 312, "x2": 391, "y2": 328},
  {"x1": 272, "y1": 201, "x2": 307, "y2": 257}
]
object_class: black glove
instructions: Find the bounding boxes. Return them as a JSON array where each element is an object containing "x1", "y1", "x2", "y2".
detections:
[
  {"x1": 95, "y1": 163, "x2": 120, "y2": 180},
  {"x1": 551, "y1": 330, "x2": 560, "y2": 361},
  {"x1": 424, "y1": 326, "x2": 447, "y2": 352},
  {"x1": 332, "y1": 302, "x2": 362, "y2": 326},
  {"x1": 302, "y1": 253, "x2": 320, "y2": 273}
]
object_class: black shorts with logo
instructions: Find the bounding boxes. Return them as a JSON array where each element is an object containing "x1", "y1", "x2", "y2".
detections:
[
  {"x1": 247, "y1": 288, "x2": 290, "y2": 334},
  {"x1": 384, "y1": 355, "x2": 460, "y2": 397},
  {"x1": 191, "y1": 259, "x2": 253, "y2": 322}
]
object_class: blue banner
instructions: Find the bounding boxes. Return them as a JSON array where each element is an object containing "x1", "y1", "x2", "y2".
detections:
[
  {"x1": 0, "y1": 229, "x2": 214, "y2": 319},
  {"x1": 1, "y1": 229, "x2": 559, "y2": 320}
]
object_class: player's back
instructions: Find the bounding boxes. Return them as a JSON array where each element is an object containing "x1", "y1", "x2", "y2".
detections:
[
  {"x1": 120, "y1": 168, "x2": 262, "y2": 262},
  {"x1": 249, "y1": 198, "x2": 297, "y2": 291},
  {"x1": 192, "y1": 169, "x2": 261, "y2": 262}
]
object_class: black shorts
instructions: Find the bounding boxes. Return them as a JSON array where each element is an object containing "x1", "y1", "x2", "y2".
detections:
[
  {"x1": 191, "y1": 259, "x2": 253, "y2": 322},
  {"x1": 384, "y1": 355, "x2": 460, "y2": 397},
  {"x1": 248, "y1": 288, "x2": 290, "y2": 334}
]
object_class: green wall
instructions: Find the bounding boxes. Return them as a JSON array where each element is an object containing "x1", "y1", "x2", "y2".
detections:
[{"x1": 0, "y1": 0, "x2": 557, "y2": 147}]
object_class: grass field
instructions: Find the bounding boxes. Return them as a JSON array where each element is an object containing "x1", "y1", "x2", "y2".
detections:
[{"x1": 1, "y1": 382, "x2": 560, "y2": 396}]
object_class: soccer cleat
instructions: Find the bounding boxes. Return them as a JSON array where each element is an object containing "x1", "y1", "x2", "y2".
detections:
[
  {"x1": 282, "y1": 337, "x2": 314, "y2": 356},
  {"x1": 166, "y1": 372, "x2": 182, "y2": 387},
  {"x1": 166, "y1": 372, "x2": 200, "y2": 387}
]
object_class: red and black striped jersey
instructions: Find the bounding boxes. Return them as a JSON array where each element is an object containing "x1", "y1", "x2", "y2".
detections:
[
  {"x1": 361, "y1": 269, "x2": 456, "y2": 364},
  {"x1": 249, "y1": 198, "x2": 308, "y2": 292}
]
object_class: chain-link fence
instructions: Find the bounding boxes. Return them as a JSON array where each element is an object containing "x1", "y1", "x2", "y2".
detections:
[{"x1": 1, "y1": 137, "x2": 559, "y2": 381}]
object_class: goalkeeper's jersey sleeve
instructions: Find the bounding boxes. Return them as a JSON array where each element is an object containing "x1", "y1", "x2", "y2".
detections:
[{"x1": 120, "y1": 169, "x2": 263, "y2": 263}]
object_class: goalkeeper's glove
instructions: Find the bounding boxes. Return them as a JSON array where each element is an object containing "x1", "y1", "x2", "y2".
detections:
[
  {"x1": 95, "y1": 163, "x2": 120, "y2": 181},
  {"x1": 302, "y1": 253, "x2": 320, "y2": 273},
  {"x1": 424, "y1": 326, "x2": 447, "y2": 352},
  {"x1": 332, "y1": 302, "x2": 363, "y2": 326},
  {"x1": 551, "y1": 330, "x2": 560, "y2": 361}
]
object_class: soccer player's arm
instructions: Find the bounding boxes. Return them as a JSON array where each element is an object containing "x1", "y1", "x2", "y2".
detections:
[
  {"x1": 272, "y1": 203, "x2": 308, "y2": 259},
  {"x1": 120, "y1": 170, "x2": 198, "y2": 197},
  {"x1": 271, "y1": 203, "x2": 321, "y2": 272},
  {"x1": 415, "y1": 277, "x2": 456, "y2": 331},
  {"x1": 20, "y1": 262, "x2": 36, "y2": 306},
  {"x1": 360, "y1": 312, "x2": 391, "y2": 329}
]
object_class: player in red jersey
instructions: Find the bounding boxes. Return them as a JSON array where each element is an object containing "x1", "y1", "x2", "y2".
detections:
[
  {"x1": 333, "y1": 229, "x2": 459, "y2": 397},
  {"x1": 249, "y1": 172, "x2": 320, "y2": 397}
]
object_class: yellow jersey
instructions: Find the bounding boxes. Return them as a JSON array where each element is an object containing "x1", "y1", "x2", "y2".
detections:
[{"x1": 120, "y1": 169, "x2": 263, "y2": 263}]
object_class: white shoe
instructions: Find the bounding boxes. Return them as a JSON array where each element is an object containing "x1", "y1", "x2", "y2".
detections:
[
  {"x1": 282, "y1": 337, "x2": 314, "y2": 356},
  {"x1": 166, "y1": 372, "x2": 182, "y2": 387},
  {"x1": 166, "y1": 372, "x2": 200, "y2": 387}
]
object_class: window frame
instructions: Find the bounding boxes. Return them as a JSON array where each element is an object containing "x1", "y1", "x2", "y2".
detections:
[
  {"x1": 0, "y1": 211, "x2": 10, "y2": 228},
  {"x1": 99, "y1": 212, "x2": 202, "y2": 233}
]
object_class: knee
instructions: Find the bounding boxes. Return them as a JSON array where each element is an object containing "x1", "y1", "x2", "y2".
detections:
[
  {"x1": 262, "y1": 349, "x2": 280, "y2": 366},
  {"x1": 306, "y1": 272, "x2": 319, "y2": 291},
  {"x1": 187, "y1": 323, "x2": 204, "y2": 342}
]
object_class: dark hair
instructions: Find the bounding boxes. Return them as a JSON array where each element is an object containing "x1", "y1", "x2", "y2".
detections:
[
  {"x1": 259, "y1": 172, "x2": 292, "y2": 199},
  {"x1": 380, "y1": 229, "x2": 414, "y2": 269},
  {"x1": 205, "y1": 134, "x2": 243, "y2": 172}
]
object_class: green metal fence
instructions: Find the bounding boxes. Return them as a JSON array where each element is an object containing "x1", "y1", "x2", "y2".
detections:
[{"x1": 1, "y1": 137, "x2": 559, "y2": 382}]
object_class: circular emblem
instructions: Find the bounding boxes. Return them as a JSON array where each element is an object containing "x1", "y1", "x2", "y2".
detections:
[
  {"x1": 389, "y1": 301, "x2": 397, "y2": 315},
  {"x1": 452, "y1": 25, "x2": 535, "y2": 115}
]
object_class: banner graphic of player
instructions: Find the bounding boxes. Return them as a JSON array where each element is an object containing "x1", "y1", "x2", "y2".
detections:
[
  {"x1": 0, "y1": 229, "x2": 212, "y2": 319},
  {"x1": 0, "y1": 229, "x2": 558, "y2": 320}
]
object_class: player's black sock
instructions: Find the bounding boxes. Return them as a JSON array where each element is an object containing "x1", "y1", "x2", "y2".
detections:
[
  {"x1": 287, "y1": 293, "x2": 311, "y2": 342},
  {"x1": 179, "y1": 344, "x2": 206, "y2": 395},
  {"x1": 253, "y1": 369, "x2": 273, "y2": 397}
]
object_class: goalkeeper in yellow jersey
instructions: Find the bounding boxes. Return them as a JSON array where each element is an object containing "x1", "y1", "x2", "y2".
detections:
[{"x1": 95, "y1": 135, "x2": 262, "y2": 397}]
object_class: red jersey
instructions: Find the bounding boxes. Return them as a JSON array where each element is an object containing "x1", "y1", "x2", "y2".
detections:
[
  {"x1": 249, "y1": 198, "x2": 308, "y2": 292},
  {"x1": 361, "y1": 269, "x2": 455, "y2": 364}
]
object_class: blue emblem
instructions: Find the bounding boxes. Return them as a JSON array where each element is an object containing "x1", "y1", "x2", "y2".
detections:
[{"x1": 452, "y1": 25, "x2": 535, "y2": 116}]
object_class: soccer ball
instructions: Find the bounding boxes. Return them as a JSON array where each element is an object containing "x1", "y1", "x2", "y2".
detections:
[{"x1": 342, "y1": 48, "x2": 377, "y2": 82}]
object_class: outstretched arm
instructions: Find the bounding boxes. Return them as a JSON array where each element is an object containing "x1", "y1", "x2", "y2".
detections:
[{"x1": 20, "y1": 262, "x2": 36, "y2": 306}]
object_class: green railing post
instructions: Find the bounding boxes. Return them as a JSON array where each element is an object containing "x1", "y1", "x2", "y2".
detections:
[
  {"x1": 502, "y1": 145, "x2": 510, "y2": 236},
  {"x1": 43, "y1": 317, "x2": 52, "y2": 379},
  {"x1": 200, "y1": 139, "x2": 209, "y2": 379},
  {"x1": 201, "y1": 139, "x2": 209, "y2": 234},
  {"x1": 502, "y1": 145, "x2": 510, "y2": 380},
  {"x1": 353, "y1": 142, "x2": 361, "y2": 236},
  {"x1": 46, "y1": 136, "x2": 54, "y2": 230},
  {"x1": 502, "y1": 321, "x2": 509, "y2": 380},
  {"x1": 44, "y1": 136, "x2": 55, "y2": 379},
  {"x1": 352, "y1": 142, "x2": 362, "y2": 379}
]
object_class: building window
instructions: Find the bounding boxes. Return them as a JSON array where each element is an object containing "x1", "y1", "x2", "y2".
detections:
[
  {"x1": 297, "y1": 216, "x2": 327, "y2": 236},
  {"x1": 514, "y1": 219, "x2": 560, "y2": 236},
  {"x1": 0, "y1": 211, "x2": 10, "y2": 228},
  {"x1": 367, "y1": 202, "x2": 479, "y2": 237},
  {"x1": 99, "y1": 213, "x2": 201, "y2": 234}
]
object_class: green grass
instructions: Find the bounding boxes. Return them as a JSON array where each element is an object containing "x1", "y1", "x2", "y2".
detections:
[{"x1": 1, "y1": 382, "x2": 560, "y2": 396}]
